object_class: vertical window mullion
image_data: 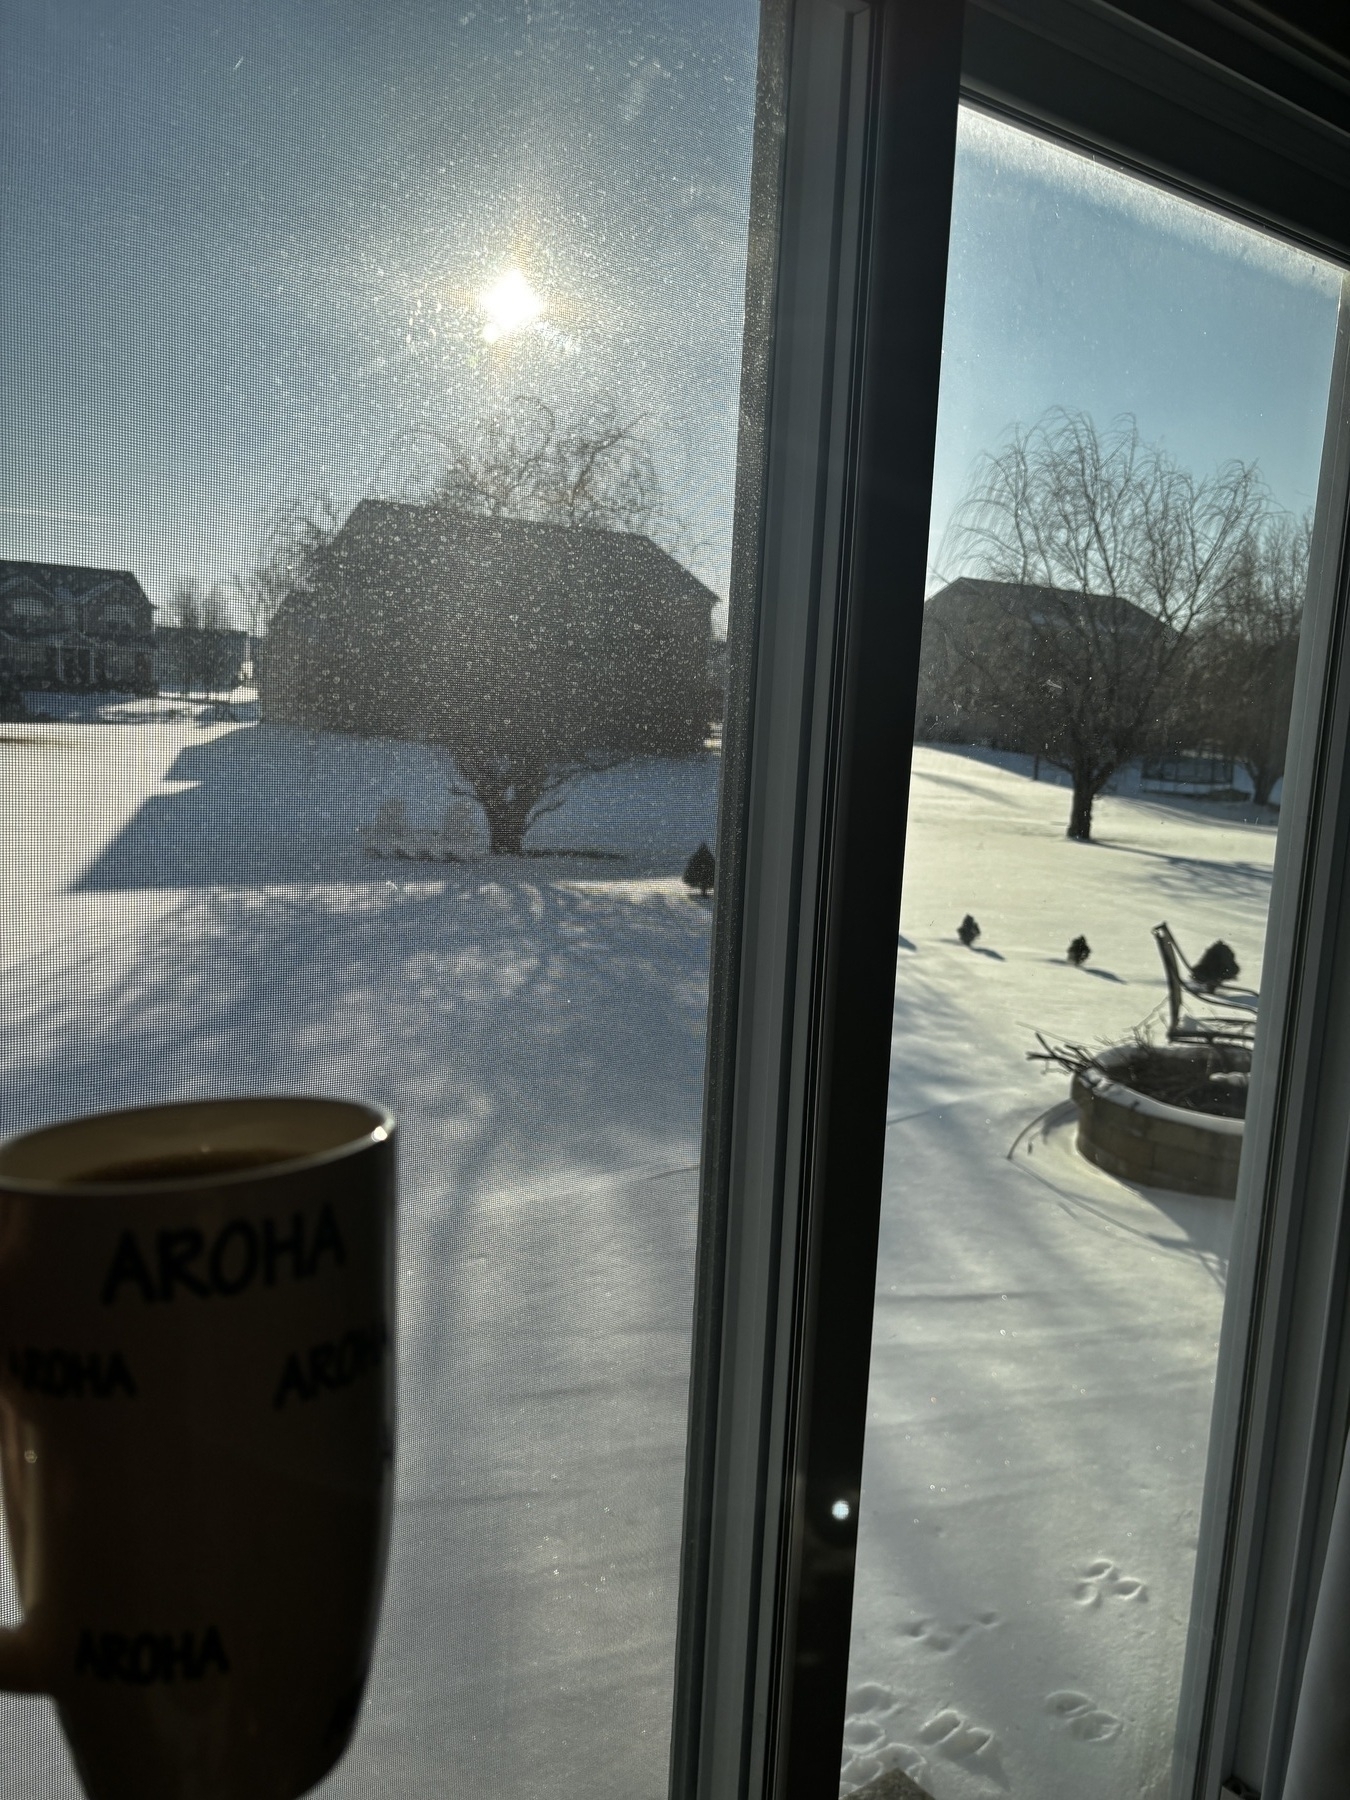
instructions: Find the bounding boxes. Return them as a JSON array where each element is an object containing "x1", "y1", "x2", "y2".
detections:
[
  {"x1": 1180, "y1": 280, "x2": 1350, "y2": 1800},
  {"x1": 669, "y1": 2, "x2": 965, "y2": 1797}
]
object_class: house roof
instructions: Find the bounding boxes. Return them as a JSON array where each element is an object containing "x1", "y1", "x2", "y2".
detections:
[
  {"x1": 285, "y1": 499, "x2": 718, "y2": 627},
  {"x1": 0, "y1": 560, "x2": 152, "y2": 605},
  {"x1": 925, "y1": 576, "x2": 1166, "y2": 633}
]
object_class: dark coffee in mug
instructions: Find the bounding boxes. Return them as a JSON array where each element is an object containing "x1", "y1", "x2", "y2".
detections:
[{"x1": 0, "y1": 1097, "x2": 397, "y2": 1800}]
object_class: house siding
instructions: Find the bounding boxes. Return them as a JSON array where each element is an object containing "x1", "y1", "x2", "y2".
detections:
[
  {"x1": 0, "y1": 561, "x2": 157, "y2": 696},
  {"x1": 914, "y1": 577, "x2": 1172, "y2": 749},
  {"x1": 260, "y1": 501, "x2": 717, "y2": 758}
]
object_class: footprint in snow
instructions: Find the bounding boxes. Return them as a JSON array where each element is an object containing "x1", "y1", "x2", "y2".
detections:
[
  {"x1": 838, "y1": 1683, "x2": 932, "y2": 1794},
  {"x1": 1045, "y1": 1690, "x2": 1123, "y2": 1742},
  {"x1": 1073, "y1": 1558, "x2": 1147, "y2": 1607},
  {"x1": 918, "y1": 1707, "x2": 999, "y2": 1760},
  {"x1": 876, "y1": 1742, "x2": 930, "y2": 1782},
  {"x1": 839, "y1": 1752, "x2": 883, "y2": 1791},
  {"x1": 843, "y1": 1716, "x2": 887, "y2": 1753},
  {"x1": 902, "y1": 1610, "x2": 1000, "y2": 1652},
  {"x1": 840, "y1": 1733, "x2": 931, "y2": 1795},
  {"x1": 841, "y1": 1742, "x2": 931, "y2": 1794},
  {"x1": 847, "y1": 1681, "x2": 899, "y2": 1716}
]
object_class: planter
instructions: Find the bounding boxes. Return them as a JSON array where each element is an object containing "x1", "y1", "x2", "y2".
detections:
[{"x1": 1071, "y1": 1042, "x2": 1246, "y2": 1200}]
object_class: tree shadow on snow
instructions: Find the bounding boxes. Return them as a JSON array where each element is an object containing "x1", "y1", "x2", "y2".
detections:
[
  {"x1": 0, "y1": 871, "x2": 714, "y2": 1795},
  {"x1": 1126, "y1": 790, "x2": 1278, "y2": 830},
  {"x1": 4, "y1": 877, "x2": 715, "y2": 1193},
  {"x1": 74, "y1": 724, "x2": 719, "y2": 892},
  {"x1": 916, "y1": 741, "x2": 1071, "y2": 787},
  {"x1": 911, "y1": 765, "x2": 1022, "y2": 807},
  {"x1": 1090, "y1": 838, "x2": 1272, "y2": 908},
  {"x1": 856, "y1": 961, "x2": 1235, "y2": 1757}
]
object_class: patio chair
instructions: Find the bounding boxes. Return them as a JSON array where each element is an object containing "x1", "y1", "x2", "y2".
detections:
[{"x1": 1152, "y1": 922, "x2": 1258, "y2": 1045}]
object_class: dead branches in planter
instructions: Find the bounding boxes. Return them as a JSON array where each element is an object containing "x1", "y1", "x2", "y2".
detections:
[
  {"x1": 1030, "y1": 1030, "x2": 1249, "y2": 1120},
  {"x1": 1028, "y1": 1031, "x2": 1105, "y2": 1081}
]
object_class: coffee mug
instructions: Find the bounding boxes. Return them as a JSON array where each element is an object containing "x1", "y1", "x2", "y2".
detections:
[{"x1": 0, "y1": 1096, "x2": 396, "y2": 1800}]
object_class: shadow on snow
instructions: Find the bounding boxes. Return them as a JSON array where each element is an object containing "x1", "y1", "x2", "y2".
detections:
[{"x1": 75, "y1": 723, "x2": 721, "y2": 892}]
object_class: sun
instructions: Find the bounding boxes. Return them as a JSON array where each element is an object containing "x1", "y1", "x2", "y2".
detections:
[{"x1": 478, "y1": 269, "x2": 545, "y2": 343}]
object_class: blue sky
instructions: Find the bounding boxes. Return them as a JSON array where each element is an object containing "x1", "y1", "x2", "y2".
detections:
[
  {"x1": 1, "y1": 0, "x2": 759, "y2": 603},
  {"x1": 1, "y1": 3, "x2": 1343, "y2": 613},
  {"x1": 930, "y1": 112, "x2": 1343, "y2": 583}
]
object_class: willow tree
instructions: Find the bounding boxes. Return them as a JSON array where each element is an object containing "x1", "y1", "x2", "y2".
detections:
[
  {"x1": 425, "y1": 399, "x2": 677, "y2": 852},
  {"x1": 1192, "y1": 510, "x2": 1309, "y2": 806},
  {"x1": 935, "y1": 408, "x2": 1266, "y2": 840},
  {"x1": 430, "y1": 396, "x2": 665, "y2": 535}
]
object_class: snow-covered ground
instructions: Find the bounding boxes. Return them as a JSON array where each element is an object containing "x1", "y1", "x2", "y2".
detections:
[
  {"x1": 844, "y1": 744, "x2": 1276, "y2": 1800},
  {"x1": 0, "y1": 720, "x2": 1277, "y2": 1799},
  {"x1": 0, "y1": 713, "x2": 719, "y2": 1800}
]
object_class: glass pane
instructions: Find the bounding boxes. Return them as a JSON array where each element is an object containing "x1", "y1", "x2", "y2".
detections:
[
  {"x1": 0, "y1": 3, "x2": 767, "y2": 1793},
  {"x1": 842, "y1": 110, "x2": 1344, "y2": 1799}
]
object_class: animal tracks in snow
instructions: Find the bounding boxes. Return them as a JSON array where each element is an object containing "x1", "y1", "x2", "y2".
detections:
[
  {"x1": 900, "y1": 1609, "x2": 1000, "y2": 1653},
  {"x1": 843, "y1": 1716, "x2": 887, "y2": 1754},
  {"x1": 841, "y1": 1677, "x2": 1004, "y2": 1790},
  {"x1": 847, "y1": 1682, "x2": 900, "y2": 1716},
  {"x1": 918, "y1": 1707, "x2": 1000, "y2": 1761},
  {"x1": 839, "y1": 1684, "x2": 931, "y2": 1795},
  {"x1": 839, "y1": 1618, "x2": 1003, "y2": 1789},
  {"x1": 1073, "y1": 1558, "x2": 1147, "y2": 1608},
  {"x1": 1045, "y1": 1689, "x2": 1123, "y2": 1743}
]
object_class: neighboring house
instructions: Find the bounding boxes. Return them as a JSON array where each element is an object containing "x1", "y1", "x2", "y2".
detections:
[
  {"x1": 1141, "y1": 752, "x2": 1240, "y2": 796},
  {"x1": 154, "y1": 626, "x2": 250, "y2": 695},
  {"x1": 914, "y1": 576, "x2": 1171, "y2": 746},
  {"x1": 0, "y1": 560, "x2": 156, "y2": 695},
  {"x1": 260, "y1": 500, "x2": 719, "y2": 757}
]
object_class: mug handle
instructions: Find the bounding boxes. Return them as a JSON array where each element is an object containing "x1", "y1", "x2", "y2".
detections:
[
  {"x1": 0, "y1": 1624, "x2": 45, "y2": 1692},
  {"x1": 0, "y1": 1417, "x2": 45, "y2": 1690}
]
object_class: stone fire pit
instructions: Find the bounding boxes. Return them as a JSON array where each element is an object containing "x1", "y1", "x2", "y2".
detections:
[{"x1": 1071, "y1": 1041, "x2": 1248, "y2": 1199}]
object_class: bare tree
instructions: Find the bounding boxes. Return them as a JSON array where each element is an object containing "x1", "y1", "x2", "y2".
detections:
[
  {"x1": 232, "y1": 494, "x2": 341, "y2": 646},
  {"x1": 431, "y1": 396, "x2": 664, "y2": 535},
  {"x1": 255, "y1": 409, "x2": 694, "y2": 853},
  {"x1": 935, "y1": 409, "x2": 1267, "y2": 839},
  {"x1": 1192, "y1": 511, "x2": 1309, "y2": 806},
  {"x1": 166, "y1": 579, "x2": 204, "y2": 634},
  {"x1": 165, "y1": 579, "x2": 236, "y2": 698},
  {"x1": 419, "y1": 399, "x2": 672, "y2": 852},
  {"x1": 443, "y1": 745, "x2": 623, "y2": 856}
]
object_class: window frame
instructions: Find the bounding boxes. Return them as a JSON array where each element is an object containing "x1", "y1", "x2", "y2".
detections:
[
  {"x1": 670, "y1": 5, "x2": 1350, "y2": 1800},
  {"x1": 1188, "y1": 282, "x2": 1350, "y2": 1800},
  {"x1": 670, "y1": 4, "x2": 966, "y2": 1797}
]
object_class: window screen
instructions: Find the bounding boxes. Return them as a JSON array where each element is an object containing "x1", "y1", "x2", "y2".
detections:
[{"x1": 0, "y1": 3, "x2": 766, "y2": 1793}]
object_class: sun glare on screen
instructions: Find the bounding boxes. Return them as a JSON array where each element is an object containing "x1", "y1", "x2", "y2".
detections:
[{"x1": 478, "y1": 269, "x2": 545, "y2": 343}]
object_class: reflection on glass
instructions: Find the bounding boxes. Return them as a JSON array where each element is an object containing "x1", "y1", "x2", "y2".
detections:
[
  {"x1": 842, "y1": 110, "x2": 1342, "y2": 1800},
  {"x1": 0, "y1": 2, "x2": 761, "y2": 1794}
]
